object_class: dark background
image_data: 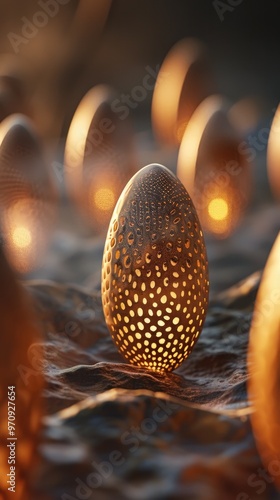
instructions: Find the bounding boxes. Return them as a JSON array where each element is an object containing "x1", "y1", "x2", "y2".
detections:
[
  {"x1": 1, "y1": 0, "x2": 280, "y2": 138},
  {"x1": 99, "y1": 0, "x2": 280, "y2": 107}
]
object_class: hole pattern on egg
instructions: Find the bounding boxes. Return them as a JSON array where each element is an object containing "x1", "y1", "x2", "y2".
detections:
[{"x1": 102, "y1": 164, "x2": 209, "y2": 372}]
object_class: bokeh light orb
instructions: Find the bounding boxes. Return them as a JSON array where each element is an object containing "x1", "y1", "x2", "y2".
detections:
[
  {"x1": 64, "y1": 84, "x2": 136, "y2": 233},
  {"x1": 208, "y1": 197, "x2": 229, "y2": 221},
  {"x1": 102, "y1": 163, "x2": 209, "y2": 373}
]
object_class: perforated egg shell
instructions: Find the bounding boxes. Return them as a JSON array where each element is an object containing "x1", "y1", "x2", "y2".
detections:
[{"x1": 102, "y1": 163, "x2": 209, "y2": 373}]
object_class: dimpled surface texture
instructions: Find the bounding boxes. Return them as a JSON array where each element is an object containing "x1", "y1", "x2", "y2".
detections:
[{"x1": 102, "y1": 164, "x2": 209, "y2": 372}]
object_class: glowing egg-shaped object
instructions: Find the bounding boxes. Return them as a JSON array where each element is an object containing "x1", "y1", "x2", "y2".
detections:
[
  {"x1": 267, "y1": 104, "x2": 280, "y2": 200},
  {"x1": 65, "y1": 85, "x2": 135, "y2": 233},
  {"x1": 0, "y1": 114, "x2": 57, "y2": 273},
  {"x1": 248, "y1": 233, "x2": 280, "y2": 489},
  {"x1": 102, "y1": 163, "x2": 209, "y2": 373},
  {"x1": 152, "y1": 38, "x2": 215, "y2": 146},
  {"x1": 177, "y1": 95, "x2": 251, "y2": 238},
  {"x1": 0, "y1": 243, "x2": 43, "y2": 498}
]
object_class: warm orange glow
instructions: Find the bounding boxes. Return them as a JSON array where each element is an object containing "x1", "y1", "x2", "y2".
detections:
[
  {"x1": 102, "y1": 164, "x2": 209, "y2": 373},
  {"x1": 64, "y1": 85, "x2": 111, "y2": 200},
  {"x1": 177, "y1": 94, "x2": 250, "y2": 238},
  {"x1": 1, "y1": 199, "x2": 54, "y2": 273},
  {"x1": 208, "y1": 197, "x2": 229, "y2": 221},
  {"x1": 205, "y1": 200, "x2": 231, "y2": 237},
  {"x1": 152, "y1": 39, "x2": 209, "y2": 146},
  {"x1": 0, "y1": 115, "x2": 56, "y2": 274},
  {"x1": 248, "y1": 233, "x2": 280, "y2": 487},
  {"x1": 0, "y1": 243, "x2": 44, "y2": 497},
  {"x1": 12, "y1": 225, "x2": 32, "y2": 249},
  {"x1": 267, "y1": 104, "x2": 280, "y2": 199},
  {"x1": 177, "y1": 95, "x2": 226, "y2": 197},
  {"x1": 206, "y1": 195, "x2": 231, "y2": 237},
  {"x1": 3, "y1": 200, "x2": 35, "y2": 272},
  {"x1": 1, "y1": 199, "x2": 49, "y2": 273},
  {"x1": 64, "y1": 85, "x2": 136, "y2": 232},
  {"x1": 94, "y1": 187, "x2": 115, "y2": 212},
  {"x1": 0, "y1": 116, "x2": 12, "y2": 146}
]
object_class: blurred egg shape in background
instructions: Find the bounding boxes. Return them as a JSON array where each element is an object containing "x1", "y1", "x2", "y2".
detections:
[
  {"x1": 177, "y1": 95, "x2": 252, "y2": 238},
  {"x1": 152, "y1": 38, "x2": 216, "y2": 146},
  {"x1": 248, "y1": 233, "x2": 280, "y2": 490},
  {"x1": 0, "y1": 114, "x2": 57, "y2": 274},
  {"x1": 102, "y1": 163, "x2": 209, "y2": 373},
  {"x1": 0, "y1": 243, "x2": 44, "y2": 498},
  {"x1": 267, "y1": 103, "x2": 280, "y2": 200},
  {"x1": 64, "y1": 84, "x2": 136, "y2": 233}
]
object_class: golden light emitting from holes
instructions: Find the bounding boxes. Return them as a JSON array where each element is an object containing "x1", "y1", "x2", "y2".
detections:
[
  {"x1": 0, "y1": 115, "x2": 56, "y2": 273},
  {"x1": 267, "y1": 104, "x2": 280, "y2": 199},
  {"x1": 12, "y1": 225, "x2": 32, "y2": 248},
  {"x1": 102, "y1": 163, "x2": 209, "y2": 373},
  {"x1": 152, "y1": 38, "x2": 215, "y2": 146},
  {"x1": 248, "y1": 233, "x2": 280, "y2": 489},
  {"x1": 64, "y1": 85, "x2": 135, "y2": 232},
  {"x1": 177, "y1": 95, "x2": 251, "y2": 238},
  {"x1": 208, "y1": 197, "x2": 229, "y2": 221}
]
